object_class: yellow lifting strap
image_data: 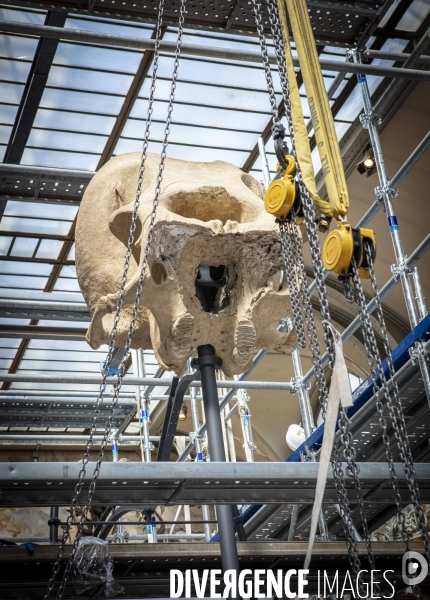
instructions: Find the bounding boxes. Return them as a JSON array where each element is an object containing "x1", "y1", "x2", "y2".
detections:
[
  {"x1": 277, "y1": 0, "x2": 349, "y2": 220},
  {"x1": 276, "y1": 0, "x2": 332, "y2": 218}
]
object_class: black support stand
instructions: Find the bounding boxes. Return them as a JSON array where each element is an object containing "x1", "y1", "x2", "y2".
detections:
[
  {"x1": 48, "y1": 506, "x2": 59, "y2": 544},
  {"x1": 195, "y1": 345, "x2": 240, "y2": 579}
]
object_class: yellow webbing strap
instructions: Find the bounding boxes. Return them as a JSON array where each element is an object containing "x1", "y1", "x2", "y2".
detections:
[
  {"x1": 276, "y1": 0, "x2": 332, "y2": 217},
  {"x1": 281, "y1": 0, "x2": 349, "y2": 219}
]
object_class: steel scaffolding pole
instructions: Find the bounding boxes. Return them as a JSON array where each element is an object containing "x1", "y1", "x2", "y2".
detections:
[
  {"x1": 1, "y1": 21, "x2": 430, "y2": 81},
  {"x1": 352, "y1": 50, "x2": 430, "y2": 405}
]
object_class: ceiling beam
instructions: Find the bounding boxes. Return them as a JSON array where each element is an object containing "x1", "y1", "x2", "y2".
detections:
[
  {"x1": 2, "y1": 21, "x2": 430, "y2": 81},
  {"x1": 3, "y1": 10, "x2": 68, "y2": 164},
  {"x1": 97, "y1": 27, "x2": 164, "y2": 168}
]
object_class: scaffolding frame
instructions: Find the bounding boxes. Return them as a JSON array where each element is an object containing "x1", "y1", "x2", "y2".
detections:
[{"x1": 0, "y1": 9, "x2": 429, "y2": 555}]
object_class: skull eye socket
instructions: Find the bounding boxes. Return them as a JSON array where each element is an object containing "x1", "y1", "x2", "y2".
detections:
[
  {"x1": 150, "y1": 261, "x2": 167, "y2": 285},
  {"x1": 168, "y1": 188, "x2": 243, "y2": 225}
]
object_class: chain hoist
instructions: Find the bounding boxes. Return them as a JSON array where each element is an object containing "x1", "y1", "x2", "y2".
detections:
[
  {"x1": 252, "y1": 0, "x2": 373, "y2": 585},
  {"x1": 44, "y1": 1, "x2": 186, "y2": 598}
]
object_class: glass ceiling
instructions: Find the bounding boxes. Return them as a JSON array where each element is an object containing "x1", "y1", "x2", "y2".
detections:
[{"x1": 0, "y1": 0, "x2": 428, "y2": 437}]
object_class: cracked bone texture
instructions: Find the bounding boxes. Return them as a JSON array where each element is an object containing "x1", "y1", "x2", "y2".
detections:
[{"x1": 75, "y1": 152, "x2": 298, "y2": 377}]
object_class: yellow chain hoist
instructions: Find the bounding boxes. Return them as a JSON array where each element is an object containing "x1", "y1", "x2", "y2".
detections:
[
  {"x1": 322, "y1": 222, "x2": 376, "y2": 279},
  {"x1": 264, "y1": 155, "x2": 300, "y2": 220},
  {"x1": 262, "y1": 0, "x2": 377, "y2": 280}
]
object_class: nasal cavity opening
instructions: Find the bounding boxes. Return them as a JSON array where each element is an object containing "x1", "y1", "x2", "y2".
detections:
[
  {"x1": 168, "y1": 188, "x2": 244, "y2": 225},
  {"x1": 195, "y1": 265, "x2": 227, "y2": 313}
]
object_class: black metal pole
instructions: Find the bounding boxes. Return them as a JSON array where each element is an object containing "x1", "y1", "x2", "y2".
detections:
[
  {"x1": 197, "y1": 344, "x2": 240, "y2": 579},
  {"x1": 49, "y1": 506, "x2": 59, "y2": 544}
]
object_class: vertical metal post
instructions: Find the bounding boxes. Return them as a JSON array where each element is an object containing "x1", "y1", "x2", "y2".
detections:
[
  {"x1": 287, "y1": 318, "x2": 331, "y2": 539},
  {"x1": 111, "y1": 428, "x2": 119, "y2": 462},
  {"x1": 188, "y1": 359, "x2": 212, "y2": 542},
  {"x1": 197, "y1": 345, "x2": 240, "y2": 580},
  {"x1": 49, "y1": 506, "x2": 59, "y2": 544},
  {"x1": 412, "y1": 268, "x2": 427, "y2": 321},
  {"x1": 291, "y1": 344, "x2": 315, "y2": 437},
  {"x1": 234, "y1": 378, "x2": 256, "y2": 462},
  {"x1": 133, "y1": 349, "x2": 153, "y2": 462},
  {"x1": 258, "y1": 135, "x2": 271, "y2": 189},
  {"x1": 169, "y1": 505, "x2": 183, "y2": 536},
  {"x1": 352, "y1": 51, "x2": 430, "y2": 404},
  {"x1": 288, "y1": 504, "x2": 299, "y2": 541}
]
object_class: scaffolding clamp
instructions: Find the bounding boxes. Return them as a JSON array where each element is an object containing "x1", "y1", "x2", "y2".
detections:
[
  {"x1": 409, "y1": 341, "x2": 430, "y2": 366},
  {"x1": 391, "y1": 259, "x2": 413, "y2": 282},
  {"x1": 375, "y1": 183, "x2": 398, "y2": 202}
]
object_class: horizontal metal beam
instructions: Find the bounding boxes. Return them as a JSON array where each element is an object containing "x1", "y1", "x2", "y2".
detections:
[
  {"x1": 0, "y1": 390, "x2": 135, "y2": 398},
  {"x1": 0, "y1": 540, "x2": 422, "y2": 561},
  {"x1": 0, "y1": 162, "x2": 95, "y2": 183},
  {"x1": 2, "y1": 21, "x2": 430, "y2": 81},
  {"x1": 0, "y1": 324, "x2": 87, "y2": 341},
  {"x1": 0, "y1": 299, "x2": 90, "y2": 322},
  {"x1": 0, "y1": 373, "x2": 295, "y2": 391},
  {"x1": 391, "y1": 130, "x2": 430, "y2": 189},
  {"x1": 1, "y1": 461, "x2": 429, "y2": 506},
  {"x1": 0, "y1": 435, "x2": 186, "y2": 444},
  {"x1": 365, "y1": 48, "x2": 430, "y2": 64}
]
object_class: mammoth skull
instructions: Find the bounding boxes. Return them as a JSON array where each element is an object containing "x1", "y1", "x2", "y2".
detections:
[{"x1": 75, "y1": 152, "x2": 298, "y2": 377}]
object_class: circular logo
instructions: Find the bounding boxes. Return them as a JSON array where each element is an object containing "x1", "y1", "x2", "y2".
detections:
[
  {"x1": 324, "y1": 235, "x2": 340, "y2": 266},
  {"x1": 402, "y1": 551, "x2": 428, "y2": 586}
]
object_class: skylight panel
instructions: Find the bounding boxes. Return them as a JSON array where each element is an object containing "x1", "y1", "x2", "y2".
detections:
[
  {"x1": 396, "y1": 0, "x2": 430, "y2": 31},
  {"x1": 36, "y1": 239, "x2": 64, "y2": 260},
  {"x1": 0, "y1": 274, "x2": 48, "y2": 290},
  {"x1": 0, "y1": 261, "x2": 52, "y2": 277},
  {"x1": 0, "y1": 57, "x2": 32, "y2": 84},
  {"x1": 1, "y1": 215, "x2": 71, "y2": 236},
  {"x1": 121, "y1": 121, "x2": 257, "y2": 151},
  {"x1": 21, "y1": 148, "x2": 100, "y2": 171},
  {"x1": 26, "y1": 128, "x2": 107, "y2": 156},
  {"x1": 1, "y1": 81, "x2": 25, "y2": 105},
  {"x1": 4, "y1": 200, "x2": 78, "y2": 221},
  {"x1": 33, "y1": 109, "x2": 115, "y2": 136},
  {"x1": 41, "y1": 88, "x2": 125, "y2": 116},
  {"x1": 52, "y1": 277, "x2": 83, "y2": 293},
  {"x1": 47, "y1": 64, "x2": 134, "y2": 96},
  {"x1": 139, "y1": 79, "x2": 280, "y2": 112},
  {"x1": 155, "y1": 55, "x2": 277, "y2": 91},
  {"x1": 129, "y1": 102, "x2": 269, "y2": 132},
  {"x1": 53, "y1": 43, "x2": 144, "y2": 75},
  {"x1": 6, "y1": 237, "x2": 38, "y2": 257}
]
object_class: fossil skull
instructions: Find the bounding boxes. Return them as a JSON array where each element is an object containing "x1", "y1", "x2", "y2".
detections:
[{"x1": 75, "y1": 152, "x2": 298, "y2": 377}]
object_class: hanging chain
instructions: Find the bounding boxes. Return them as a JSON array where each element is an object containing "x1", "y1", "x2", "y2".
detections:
[
  {"x1": 44, "y1": 2, "x2": 186, "y2": 598},
  {"x1": 350, "y1": 257, "x2": 421, "y2": 600},
  {"x1": 363, "y1": 243, "x2": 430, "y2": 563},
  {"x1": 278, "y1": 220, "x2": 306, "y2": 347},
  {"x1": 251, "y1": 0, "x2": 375, "y2": 584}
]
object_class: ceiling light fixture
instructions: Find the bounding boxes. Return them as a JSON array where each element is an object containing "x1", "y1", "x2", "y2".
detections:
[{"x1": 356, "y1": 148, "x2": 377, "y2": 177}]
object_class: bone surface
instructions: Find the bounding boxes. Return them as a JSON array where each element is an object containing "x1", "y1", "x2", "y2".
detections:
[{"x1": 75, "y1": 152, "x2": 297, "y2": 376}]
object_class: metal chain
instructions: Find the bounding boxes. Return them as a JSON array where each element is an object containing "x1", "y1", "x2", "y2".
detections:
[
  {"x1": 44, "y1": 1, "x2": 186, "y2": 597},
  {"x1": 255, "y1": 0, "x2": 372, "y2": 583},
  {"x1": 350, "y1": 258, "x2": 421, "y2": 600},
  {"x1": 250, "y1": 0, "x2": 282, "y2": 137},
  {"x1": 364, "y1": 243, "x2": 430, "y2": 564},
  {"x1": 278, "y1": 220, "x2": 306, "y2": 347}
]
